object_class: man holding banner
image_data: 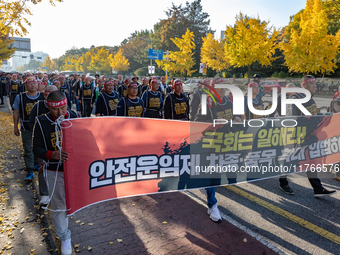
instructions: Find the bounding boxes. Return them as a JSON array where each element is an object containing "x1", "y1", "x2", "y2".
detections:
[
  {"x1": 286, "y1": 75, "x2": 336, "y2": 197},
  {"x1": 33, "y1": 91, "x2": 78, "y2": 255},
  {"x1": 194, "y1": 77, "x2": 242, "y2": 223}
]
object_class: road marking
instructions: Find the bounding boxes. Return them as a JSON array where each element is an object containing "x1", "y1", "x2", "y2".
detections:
[
  {"x1": 184, "y1": 191, "x2": 286, "y2": 255},
  {"x1": 225, "y1": 185, "x2": 340, "y2": 245}
]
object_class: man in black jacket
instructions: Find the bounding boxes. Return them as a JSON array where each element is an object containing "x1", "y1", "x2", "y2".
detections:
[
  {"x1": 163, "y1": 79, "x2": 189, "y2": 120},
  {"x1": 8, "y1": 74, "x2": 21, "y2": 109},
  {"x1": 95, "y1": 81, "x2": 119, "y2": 116},
  {"x1": 33, "y1": 91, "x2": 78, "y2": 255},
  {"x1": 13, "y1": 74, "x2": 44, "y2": 181},
  {"x1": 284, "y1": 75, "x2": 336, "y2": 197}
]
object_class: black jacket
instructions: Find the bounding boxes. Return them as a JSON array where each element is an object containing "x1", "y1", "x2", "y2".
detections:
[{"x1": 33, "y1": 110, "x2": 78, "y2": 171}]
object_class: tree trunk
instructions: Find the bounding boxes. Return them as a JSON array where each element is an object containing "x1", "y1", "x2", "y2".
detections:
[{"x1": 248, "y1": 65, "x2": 251, "y2": 83}]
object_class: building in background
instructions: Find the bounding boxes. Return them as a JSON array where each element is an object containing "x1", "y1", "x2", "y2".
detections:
[
  {"x1": 221, "y1": 30, "x2": 226, "y2": 40},
  {"x1": 1, "y1": 37, "x2": 49, "y2": 72}
]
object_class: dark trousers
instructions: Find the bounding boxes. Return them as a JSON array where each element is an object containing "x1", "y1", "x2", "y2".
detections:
[
  {"x1": 37, "y1": 159, "x2": 48, "y2": 196},
  {"x1": 82, "y1": 100, "x2": 92, "y2": 117},
  {"x1": 279, "y1": 172, "x2": 323, "y2": 192},
  {"x1": 0, "y1": 84, "x2": 5, "y2": 104},
  {"x1": 9, "y1": 95, "x2": 17, "y2": 109}
]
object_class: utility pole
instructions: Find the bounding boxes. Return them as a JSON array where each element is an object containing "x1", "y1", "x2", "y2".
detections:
[
  {"x1": 165, "y1": 50, "x2": 169, "y2": 81},
  {"x1": 150, "y1": 38, "x2": 153, "y2": 70}
]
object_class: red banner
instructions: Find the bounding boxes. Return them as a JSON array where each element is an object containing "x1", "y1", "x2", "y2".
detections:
[
  {"x1": 63, "y1": 115, "x2": 340, "y2": 215},
  {"x1": 63, "y1": 117, "x2": 202, "y2": 215}
]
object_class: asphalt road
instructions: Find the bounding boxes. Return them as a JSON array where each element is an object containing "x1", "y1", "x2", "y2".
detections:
[
  {"x1": 188, "y1": 171, "x2": 340, "y2": 255},
  {"x1": 187, "y1": 93, "x2": 340, "y2": 255}
]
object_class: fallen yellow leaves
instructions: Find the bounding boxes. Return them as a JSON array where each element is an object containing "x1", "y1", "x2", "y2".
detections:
[
  {"x1": 87, "y1": 246, "x2": 92, "y2": 251},
  {"x1": 117, "y1": 239, "x2": 122, "y2": 243},
  {"x1": 162, "y1": 221, "x2": 168, "y2": 224},
  {"x1": 74, "y1": 244, "x2": 80, "y2": 248},
  {"x1": 0, "y1": 113, "x2": 22, "y2": 159},
  {"x1": 75, "y1": 220, "x2": 80, "y2": 224},
  {"x1": 88, "y1": 223, "x2": 94, "y2": 226},
  {"x1": 3, "y1": 241, "x2": 12, "y2": 250}
]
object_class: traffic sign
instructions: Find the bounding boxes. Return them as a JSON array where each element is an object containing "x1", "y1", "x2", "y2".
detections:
[
  {"x1": 148, "y1": 66, "x2": 155, "y2": 74},
  {"x1": 199, "y1": 63, "x2": 203, "y2": 73},
  {"x1": 202, "y1": 63, "x2": 207, "y2": 75},
  {"x1": 199, "y1": 63, "x2": 207, "y2": 75},
  {"x1": 148, "y1": 49, "x2": 163, "y2": 60}
]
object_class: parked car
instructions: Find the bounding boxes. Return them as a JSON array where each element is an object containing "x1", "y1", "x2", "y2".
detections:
[
  {"x1": 259, "y1": 80, "x2": 287, "y2": 94},
  {"x1": 182, "y1": 79, "x2": 202, "y2": 93}
]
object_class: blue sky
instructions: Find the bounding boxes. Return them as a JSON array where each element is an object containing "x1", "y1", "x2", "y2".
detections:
[{"x1": 26, "y1": 0, "x2": 306, "y2": 58}]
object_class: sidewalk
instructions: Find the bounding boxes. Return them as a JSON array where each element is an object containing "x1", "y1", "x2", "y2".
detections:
[
  {"x1": 0, "y1": 97, "x2": 280, "y2": 255},
  {"x1": 0, "y1": 99, "x2": 56, "y2": 255},
  {"x1": 66, "y1": 191, "x2": 279, "y2": 255}
]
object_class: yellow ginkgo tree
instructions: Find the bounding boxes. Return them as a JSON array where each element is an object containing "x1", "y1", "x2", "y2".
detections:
[
  {"x1": 280, "y1": 0, "x2": 340, "y2": 74},
  {"x1": 201, "y1": 33, "x2": 229, "y2": 75},
  {"x1": 0, "y1": 37, "x2": 15, "y2": 68},
  {"x1": 0, "y1": 0, "x2": 63, "y2": 63},
  {"x1": 61, "y1": 57, "x2": 77, "y2": 71},
  {"x1": 89, "y1": 47, "x2": 112, "y2": 74},
  {"x1": 156, "y1": 28, "x2": 195, "y2": 79},
  {"x1": 77, "y1": 51, "x2": 93, "y2": 73},
  {"x1": 110, "y1": 49, "x2": 130, "y2": 73},
  {"x1": 224, "y1": 12, "x2": 279, "y2": 82}
]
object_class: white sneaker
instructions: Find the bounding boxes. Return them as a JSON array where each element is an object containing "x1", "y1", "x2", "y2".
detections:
[
  {"x1": 61, "y1": 238, "x2": 72, "y2": 255},
  {"x1": 39, "y1": 195, "x2": 49, "y2": 205},
  {"x1": 207, "y1": 204, "x2": 222, "y2": 223}
]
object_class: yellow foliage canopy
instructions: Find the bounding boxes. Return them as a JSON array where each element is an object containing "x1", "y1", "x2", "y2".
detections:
[
  {"x1": 224, "y1": 12, "x2": 279, "y2": 68},
  {"x1": 110, "y1": 49, "x2": 130, "y2": 72},
  {"x1": 201, "y1": 33, "x2": 229, "y2": 72},
  {"x1": 157, "y1": 28, "x2": 195, "y2": 77},
  {"x1": 61, "y1": 57, "x2": 77, "y2": 71},
  {"x1": 89, "y1": 47, "x2": 112, "y2": 74},
  {"x1": 0, "y1": 0, "x2": 63, "y2": 63},
  {"x1": 280, "y1": 0, "x2": 340, "y2": 74},
  {"x1": 0, "y1": 0, "x2": 63, "y2": 37}
]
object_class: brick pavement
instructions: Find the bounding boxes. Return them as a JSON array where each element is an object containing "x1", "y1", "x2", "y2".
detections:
[{"x1": 67, "y1": 192, "x2": 278, "y2": 255}]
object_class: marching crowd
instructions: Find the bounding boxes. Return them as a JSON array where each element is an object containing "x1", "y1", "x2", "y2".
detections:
[{"x1": 1, "y1": 71, "x2": 339, "y2": 255}]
